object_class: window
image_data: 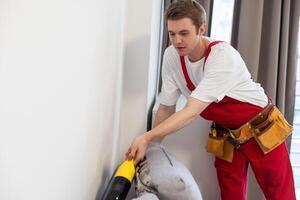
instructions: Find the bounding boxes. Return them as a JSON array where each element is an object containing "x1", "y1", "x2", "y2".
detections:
[
  {"x1": 210, "y1": 0, "x2": 235, "y2": 43},
  {"x1": 290, "y1": 21, "x2": 300, "y2": 199}
]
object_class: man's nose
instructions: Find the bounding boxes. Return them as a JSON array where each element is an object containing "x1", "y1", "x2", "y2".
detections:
[{"x1": 174, "y1": 35, "x2": 182, "y2": 44}]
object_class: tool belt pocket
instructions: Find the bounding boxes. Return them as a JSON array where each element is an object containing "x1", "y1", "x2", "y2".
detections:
[
  {"x1": 206, "y1": 134, "x2": 224, "y2": 158},
  {"x1": 252, "y1": 106, "x2": 293, "y2": 154},
  {"x1": 206, "y1": 134, "x2": 234, "y2": 162}
]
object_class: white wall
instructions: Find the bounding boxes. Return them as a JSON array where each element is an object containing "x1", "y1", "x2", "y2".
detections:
[
  {"x1": 0, "y1": 0, "x2": 126, "y2": 199},
  {"x1": 119, "y1": 0, "x2": 155, "y2": 160}
]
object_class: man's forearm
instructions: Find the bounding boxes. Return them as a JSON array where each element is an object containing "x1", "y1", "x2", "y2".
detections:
[{"x1": 146, "y1": 98, "x2": 210, "y2": 142}]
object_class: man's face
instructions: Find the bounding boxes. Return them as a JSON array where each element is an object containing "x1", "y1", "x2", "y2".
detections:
[{"x1": 167, "y1": 18, "x2": 204, "y2": 56}]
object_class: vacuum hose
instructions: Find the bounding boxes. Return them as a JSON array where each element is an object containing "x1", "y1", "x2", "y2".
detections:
[{"x1": 102, "y1": 160, "x2": 135, "y2": 200}]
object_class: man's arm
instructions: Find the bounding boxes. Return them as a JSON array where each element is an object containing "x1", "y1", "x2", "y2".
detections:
[
  {"x1": 127, "y1": 97, "x2": 210, "y2": 164},
  {"x1": 146, "y1": 98, "x2": 209, "y2": 142}
]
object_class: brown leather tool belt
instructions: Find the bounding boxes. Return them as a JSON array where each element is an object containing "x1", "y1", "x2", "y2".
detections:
[
  {"x1": 213, "y1": 103, "x2": 292, "y2": 151},
  {"x1": 218, "y1": 103, "x2": 275, "y2": 146},
  {"x1": 206, "y1": 103, "x2": 293, "y2": 162}
]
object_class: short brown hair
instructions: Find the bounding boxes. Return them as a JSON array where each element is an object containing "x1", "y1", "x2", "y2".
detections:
[{"x1": 165, "y1": 0, "x2": 206, "y2": 30}]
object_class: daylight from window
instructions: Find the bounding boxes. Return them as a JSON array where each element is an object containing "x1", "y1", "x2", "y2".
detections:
[{"x1": 210, "y1": 0, "x2": 235, "y2": 43}]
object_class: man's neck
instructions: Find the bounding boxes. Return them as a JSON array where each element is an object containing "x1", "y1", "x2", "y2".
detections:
[{"x1": 188, "y1": 38, "x2": 208, "y2": 62}]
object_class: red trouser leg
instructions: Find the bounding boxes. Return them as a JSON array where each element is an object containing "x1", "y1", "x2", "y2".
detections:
[
  {"x1": 215, "y1": 139, "x2": 296, "y2": 200},
  {"x1": 243, "y1": 139, "x2": 296, "y2": 200},
  {"x1": 215, "y1": 149, "x2": 249, "y2": 200}
]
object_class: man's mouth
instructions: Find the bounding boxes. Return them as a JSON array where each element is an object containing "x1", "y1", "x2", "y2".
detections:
[{"x1": 177, "y1": 47, "x2": 186, "y2": 51}]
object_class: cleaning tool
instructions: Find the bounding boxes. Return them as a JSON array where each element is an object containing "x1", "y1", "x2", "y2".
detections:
[{"x1": 102, "y1": 160, "x2": 135, "y2": 200}]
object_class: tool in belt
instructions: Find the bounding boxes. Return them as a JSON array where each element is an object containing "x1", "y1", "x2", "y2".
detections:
[{"x1": 206, "y1": 103, "x2": 293, "y2": 162}]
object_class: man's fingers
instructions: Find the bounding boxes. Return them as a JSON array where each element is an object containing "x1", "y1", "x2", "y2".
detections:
[
  {"x1": 134, "y1": 150, "x2": 144, "y2": 166},
  {"x1": 125, "y1": 146, "x2": 134, "y2": 160},
  {"x1": 129, "y1": 146, "x2": 137, "y2": 161}
]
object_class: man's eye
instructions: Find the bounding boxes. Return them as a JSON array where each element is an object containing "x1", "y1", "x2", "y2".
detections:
[
  {"x1": 169, "y1": 33, "x2": 175, "y2": 37},
  {"x1": 181, "y1": 33, "x2": 188, "y2": 36}
]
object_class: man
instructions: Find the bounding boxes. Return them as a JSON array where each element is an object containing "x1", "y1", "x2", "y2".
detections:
[{"x1": 126, "y1": 0, "x2": 296, "y2": 199}]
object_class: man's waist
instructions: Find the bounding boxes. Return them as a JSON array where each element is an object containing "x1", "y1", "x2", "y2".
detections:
[{"x1": 214, "y1": 103, "x2": 274, "y2": 144}]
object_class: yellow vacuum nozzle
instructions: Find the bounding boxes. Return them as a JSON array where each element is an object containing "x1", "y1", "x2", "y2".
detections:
[
  {"x1": 102, "y1": 160, "x2": 136, "y2": 200},
  {"x1": 114, "y1": 160, "x2": 135, "y2": 182}
]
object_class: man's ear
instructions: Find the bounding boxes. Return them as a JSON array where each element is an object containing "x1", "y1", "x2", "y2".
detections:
[{"x1": 198, "y1": 23, "x2": 206, "y2": 35}]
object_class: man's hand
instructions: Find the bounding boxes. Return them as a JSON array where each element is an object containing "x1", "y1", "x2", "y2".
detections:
[{"x1": 126, "y1": 134, "x2": 150, "y2": 165}]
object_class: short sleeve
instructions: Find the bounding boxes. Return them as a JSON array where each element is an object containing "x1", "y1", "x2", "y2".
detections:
[
  {"x1": 190, "y1": 44, "x2": 242, "y2": 102},
  {"x1": 159, "y1": 52, "x2": 181, "y2": 106}
]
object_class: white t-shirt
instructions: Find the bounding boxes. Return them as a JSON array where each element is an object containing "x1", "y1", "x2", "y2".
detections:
[{"x1": 159, "y1": 41, "x2": 268, "y2": 108}]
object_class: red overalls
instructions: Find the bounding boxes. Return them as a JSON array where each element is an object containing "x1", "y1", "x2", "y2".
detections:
[{"x1": 180, "y1": 41, "x2": 296, "y2": 200}]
